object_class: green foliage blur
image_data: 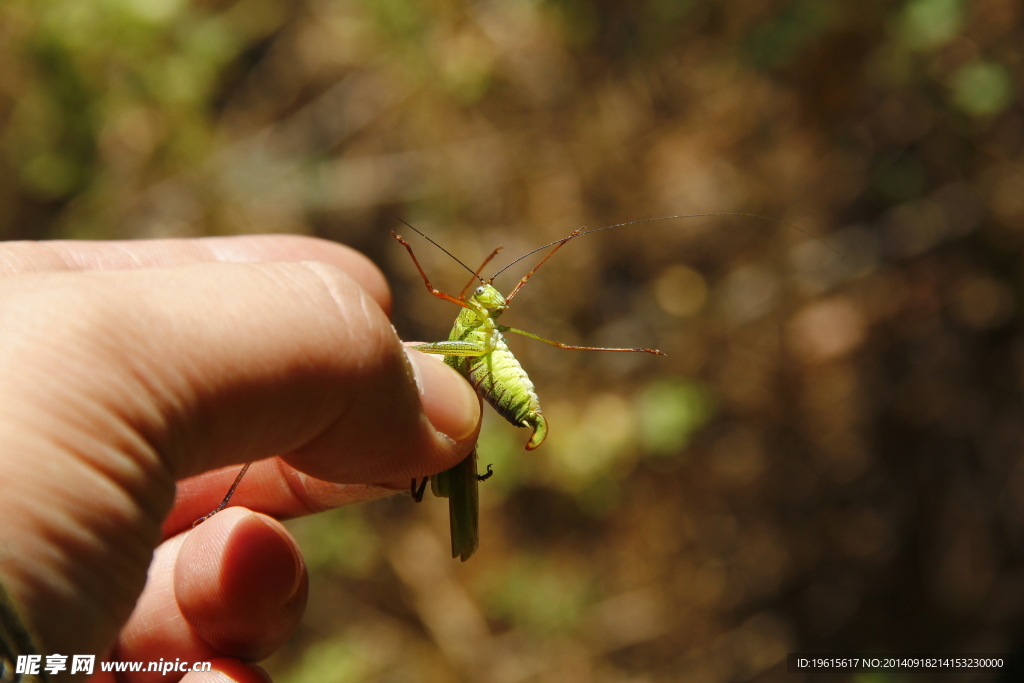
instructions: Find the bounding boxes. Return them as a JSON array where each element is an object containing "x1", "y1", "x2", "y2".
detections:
[{"x1": 3, "y1": 0, "x2": 1023, "y2": 680}]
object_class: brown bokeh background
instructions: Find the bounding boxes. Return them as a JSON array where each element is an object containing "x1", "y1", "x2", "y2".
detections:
[{"x1": 2, "y1": 1, "x2": 1023, "y2": 681}]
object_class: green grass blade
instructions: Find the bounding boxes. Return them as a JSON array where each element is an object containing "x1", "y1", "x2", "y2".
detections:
[{"x1": 446, "y1": 448, "x2": 480, "y2": 561}]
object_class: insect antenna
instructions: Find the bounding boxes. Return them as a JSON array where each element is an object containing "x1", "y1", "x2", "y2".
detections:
[
  {"x1": 395, "y1": 217, "x2": 480, "y2": 279},
  {"x1": 459, "y1": 246, "x2": 503, "y2": 299},
  {"x1": 489, "y1": 213, "x2": 834, "y2": 282}
]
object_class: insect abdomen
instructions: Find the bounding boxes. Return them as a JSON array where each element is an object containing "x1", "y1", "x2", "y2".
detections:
[{"x1": 453, "y1": 325, "x2": 548, "y2": 450}]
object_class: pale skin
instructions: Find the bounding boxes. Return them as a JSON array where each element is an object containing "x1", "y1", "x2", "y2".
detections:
[{"x1": 0, "y1": 235, "x2": 481, "y2": 682}]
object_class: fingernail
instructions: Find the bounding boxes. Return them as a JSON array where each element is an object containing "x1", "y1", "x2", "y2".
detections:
[
  {"x1": 405, "y1": 347, "x2": 480, "y2": 442},
  {"x1": 253, "y1": 514, "x2": 305, "y2": 604}
]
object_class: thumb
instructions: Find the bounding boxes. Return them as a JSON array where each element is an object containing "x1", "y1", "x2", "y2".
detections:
[{"x1": 0, "y1": 260, "x2": 478, "y2": 657}]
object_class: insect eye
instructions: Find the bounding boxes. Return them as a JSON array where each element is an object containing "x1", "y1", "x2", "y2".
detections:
[{"x1": 475, "y1": 286, "x2": 485, "y2": 295}]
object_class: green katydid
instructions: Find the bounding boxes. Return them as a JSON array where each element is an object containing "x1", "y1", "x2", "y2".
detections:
[
  {"x1": 197, "y1": 213, "x2": 816, "y2": 558},
  {"x1": 392, "y1": 217, "x2": 700, "y2": 561}
]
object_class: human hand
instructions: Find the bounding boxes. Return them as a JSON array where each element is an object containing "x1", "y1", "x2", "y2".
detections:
[{"x1": 0, "y1": 235, "x2": 480, "y2": 681}]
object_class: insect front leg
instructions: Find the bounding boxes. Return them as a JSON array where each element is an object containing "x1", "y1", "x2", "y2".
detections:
[
  {"x1": 391, "y1": 232, "x2": 474, "y2": 310},
  {"x1": 411, "y1": 476, "x2": 430, "y2": 502},
  {"x1": 499, "y1": 325, "x2": 666, "y2": 356},
  {"x1": 502, "y1": 228, "x2": 584, "y2": 303}
]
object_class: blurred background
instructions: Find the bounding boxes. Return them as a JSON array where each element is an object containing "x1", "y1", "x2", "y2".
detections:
[{"x1": 2, "y1": 0, "x2": 1023, "y2": 681}]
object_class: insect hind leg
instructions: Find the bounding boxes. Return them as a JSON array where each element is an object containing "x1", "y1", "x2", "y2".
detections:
[
  {"x1": 478, "y1": 464, "x2": 494, "y2": 481},
  {"x1": 193, "y1": 462, "x2": 253, "y2": 526}
]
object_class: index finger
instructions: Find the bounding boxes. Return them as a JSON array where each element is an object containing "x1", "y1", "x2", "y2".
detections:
[{"x1": 0, "y1": 234, "x2": 392, "y2": 314}]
